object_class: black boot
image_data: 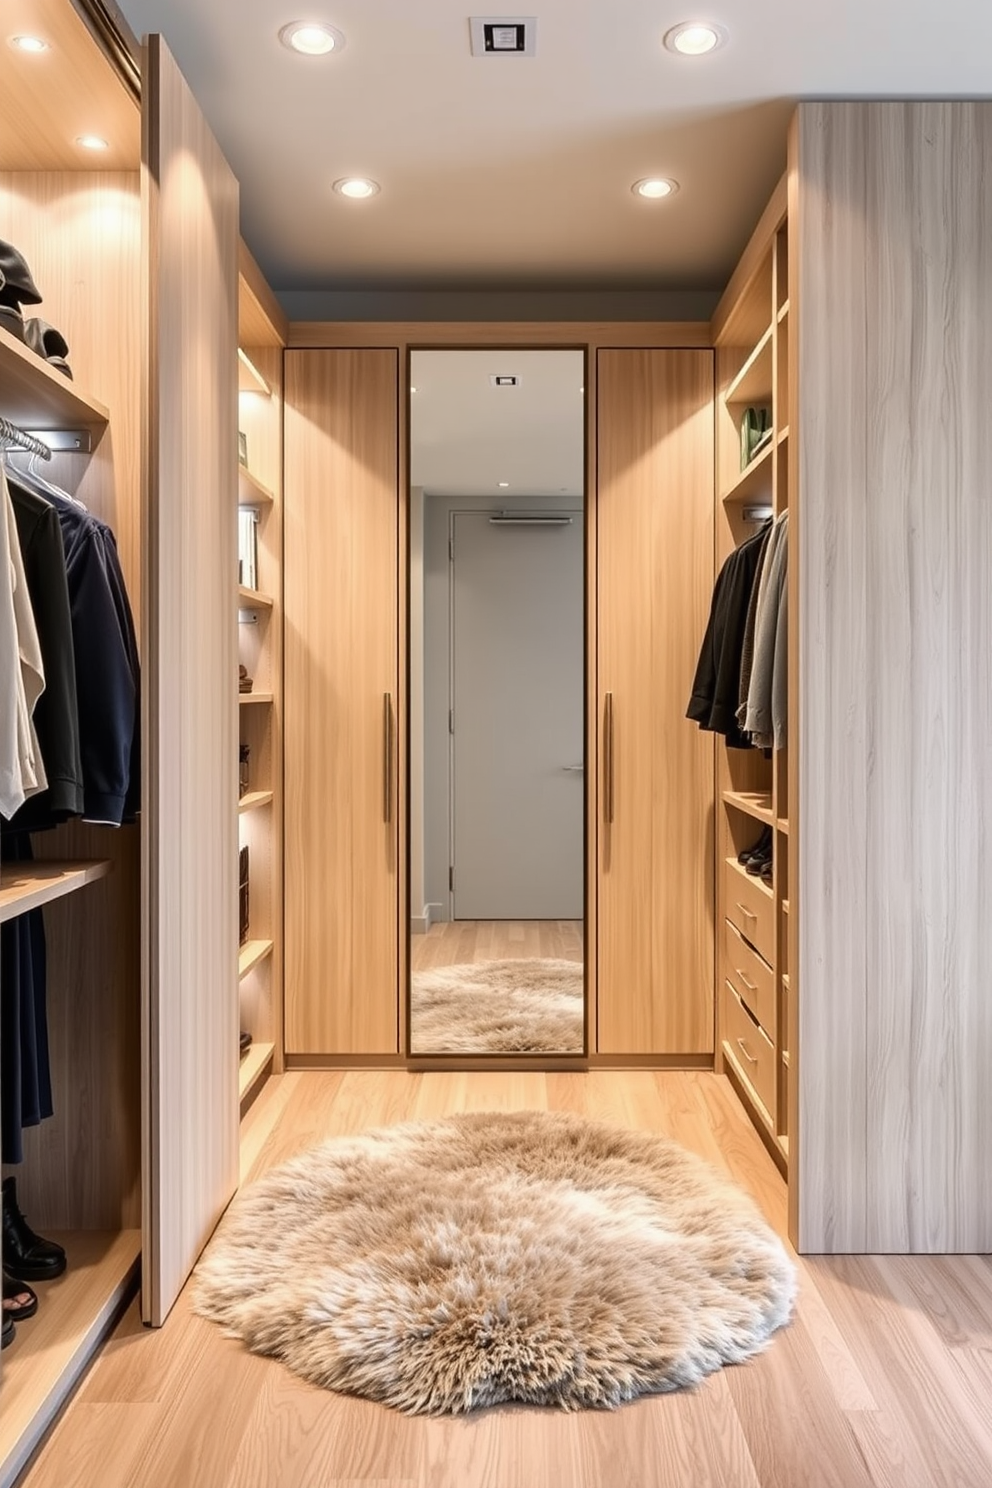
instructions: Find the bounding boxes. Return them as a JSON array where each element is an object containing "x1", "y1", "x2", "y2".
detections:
[
  {"x1": 2, "y1": 1177, "x2": 67, "y2": 1282},
  {"x1": 1, "y1": 1312, "x2": 13, "y2": 1350}
]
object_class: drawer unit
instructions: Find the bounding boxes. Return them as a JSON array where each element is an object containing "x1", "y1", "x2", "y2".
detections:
[
  {"x1": 722, "y1": 979, "x2": 776, "y2": 1118},
  {"x1": 724, "y1": 919, "x2": 775, "y2": 1037},
  {"x1": 724, "y1": 856, "x2": 775, "y2": 965}
]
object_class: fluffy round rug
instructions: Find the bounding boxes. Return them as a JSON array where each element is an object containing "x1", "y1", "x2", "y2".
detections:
[
  {"x1": 194, "y1": 1110, "x2": 796, "y2": 1414},
  {"x1": 410, "y1": 957, "x2": 584, "y2": 1053}
]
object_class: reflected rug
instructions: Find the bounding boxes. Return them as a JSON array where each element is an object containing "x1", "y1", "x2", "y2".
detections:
[
  {"x1": 410, "y1": 957, "x2": 584, "y2": 1054},
  {"x1": 194, "y1": 1109, "x2": 797, "y2": 1414}
]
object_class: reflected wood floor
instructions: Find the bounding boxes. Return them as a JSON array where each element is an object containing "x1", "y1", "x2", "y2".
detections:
[
  {"x1": 410, "y1": 919, "x2": 584, "y2": 972},
  {"x1": 23, "y1": 1068, "x2": 992, "y2": 1488}
]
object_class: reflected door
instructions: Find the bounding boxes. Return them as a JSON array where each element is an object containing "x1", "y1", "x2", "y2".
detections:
[{"x1": 451, "y1": 510, "x2": 584, "y2": 919}]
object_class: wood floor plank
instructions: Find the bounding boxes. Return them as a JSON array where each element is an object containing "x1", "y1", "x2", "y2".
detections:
[{"x1": 19, "y1": 1403, "x2": 162, "y2": 1488}]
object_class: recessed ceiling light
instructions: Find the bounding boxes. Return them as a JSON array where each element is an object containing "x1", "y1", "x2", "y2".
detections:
[
  {"x1": 279, "y1": 21, "x2": 344, "y2": 55},
  {"x1": 663, "y1": 21, "x2": 728, "y2": 55},
  {"x1": 498, "y1": 482, "x2": 510, "y2": 488},
  {"x1": 10, "y1": 35, "x2": 49, "y2": 52},
  {"x1": 632, "y1": 177, "x2": 679, "y2": 199},
  {"x1": 76, "y1": 135, "x2": 110, "y2": 151},
  {"x1": 333, "y1": 176, "x2": 380, "y2": 199}
]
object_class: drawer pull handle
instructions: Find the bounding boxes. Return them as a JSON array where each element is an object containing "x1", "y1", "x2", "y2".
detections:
[
  {"x1": 736, "y1": 969, "x2": 758, "y2": 993},
  {"x1": 735, "y1": 902, "x2": 757, "y2": 924},
  {"x1": 736, "y1": 1037, "x2": 759, "y2": 1066}
]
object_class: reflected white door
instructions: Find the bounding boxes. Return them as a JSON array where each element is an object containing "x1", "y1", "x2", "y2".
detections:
[{"x1": 451, "y1": 509, "x2": 584, "y2": 919}]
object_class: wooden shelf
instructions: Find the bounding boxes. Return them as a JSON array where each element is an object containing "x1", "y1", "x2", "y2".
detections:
[
  {"x1": 238, "y1": 347, "x2": 271, "y2": 396},
  {"x1": 776, "y1": 1133, "x2": 789, "y2": 1159},
  {"x1": 777, "y1": 299, "x2": 791, "y2": 323},
  {"x1": 725, "y1": 325, "x2": 773, "y2": 406},
  {"x1": 0, "y1": 1230, "x2": 140, "y2": 1487},
  {"x1": 0, "y1": 325, "x2": 110, "y2": 431},
  {"x1": 239, "y1": 938, "x2": 273, "y2": 980},
  {"x1": 238, "y1": 585, "x2": 274, "y2": 609},
  {"x1": 782, "y1": 972, "x2": 791, "y2": 991},
  {"x1": 723, "y1": 790, "x2": 774, "y2": 825},
  {"x1": 721, "y1": 440, "x2": 774, "y2": 505},
  {"x1": 0, "y1": 860, "x2": 112, "y2": 925},
  {"x1": 782, "y1": 1048, "x2": 791, "y2": 1068},
  {"x1": 776, "y1": 424, "x2": 790, "y2": 446},
  {"x1": 782, "y1": 899, "x2": 790, "y2": 915},
  {"x1": 238, "y1": 467, "x2": 274, "y2": 506},
  {"x1": 238, "y1": 789, "x2": 274, "y2": 815},
  {"x1": 239, "y1": 1040, "x2": 274, "y2": 1108},
  {"x1": 239, "y1": 691, "x2": 273, "y2": 707},
  {"x1": 776, "y1": 816, "x2": 790, "y2": 835},
  {"x1": 725, "y1": 854, "x2": 775, "y2": 902}
]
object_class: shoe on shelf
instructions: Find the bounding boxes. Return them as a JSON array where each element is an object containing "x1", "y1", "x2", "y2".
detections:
[
  {"x1": 240, "y1": 1030, "x2": 252, "y2": 1057},
  {"x1": 738, "y1": 825, "x2": 772, "y2": 869},
  {"x1": 1, "y1": 1312, "x2": 13, "y2": 1350},
  {"x1": 3, "y1": 1270, "x2": 38, "y2": 1322},
  {"x1": 2, "y1": 1176, "x2": 67, "y2": 1282},
  {"x1": 23, "y1": 318, "x2": 73, "y2": 380}
]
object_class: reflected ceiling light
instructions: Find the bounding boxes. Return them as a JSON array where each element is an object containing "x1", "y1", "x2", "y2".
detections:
[
  {"x1": 279, "y1": 21, "x2": 344, "y2": 55},
  {"x1": 76, "y1": 134, "x2": 110, "y2": 151},
  {"x1": 333, "y1": 176, "x2": 380, "y2": 198},
  {"x1": 10, "y1": 35, "x2": 49, "y2": 52},
  {"x1": 632, "y1": 177, "x2": 679, "y2": 199},
  {"x1": 663, "y1": 21, "x2": 727, "y2": 55}
]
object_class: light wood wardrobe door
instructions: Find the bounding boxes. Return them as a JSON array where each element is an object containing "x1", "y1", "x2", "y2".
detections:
[
  {"x1": 284, "y1": 350, "x2": 400, "y2": 1054},
  {"x1": 597, "y1": 349, "x2": 715, "y2": 1054},
  {"x1": 142, "y1": 36, "x2": 240, "y2": 1323}
]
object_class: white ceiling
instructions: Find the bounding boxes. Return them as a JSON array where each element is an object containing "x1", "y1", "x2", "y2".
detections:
[
  {"x1": 114, "y1": 1, "x2": 992, "y2": 301},
  {"x1": 410, "y1": 350, "x2": 585, "y2": 496}
]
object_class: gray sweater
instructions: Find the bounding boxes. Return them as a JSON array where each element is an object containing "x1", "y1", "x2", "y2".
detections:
[{"x1": 743, "y1": 511, "x2": 788, "y2": 749}]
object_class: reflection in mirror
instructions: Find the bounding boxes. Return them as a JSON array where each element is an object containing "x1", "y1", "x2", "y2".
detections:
[{"x1": 409, "y1": 350, "x2": 586, "y2": 1055}]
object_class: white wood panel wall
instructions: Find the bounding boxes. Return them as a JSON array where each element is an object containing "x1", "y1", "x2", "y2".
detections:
[
  {"x1": 141, "y1": 35, "x2": 241, "y2": 1322},
  {"x1": 796, "y1": 101, "x2": 992, "y2": 1252}
]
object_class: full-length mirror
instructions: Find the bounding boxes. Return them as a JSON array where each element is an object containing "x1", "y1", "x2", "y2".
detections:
[{"x1": 409, "y1": 349, "x2": 586, "y2": 1054}]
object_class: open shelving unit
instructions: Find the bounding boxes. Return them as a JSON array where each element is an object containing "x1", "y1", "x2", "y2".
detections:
[
  {"x1": 711, "y1": 174, "x2": 794, "y2": 1174},
  {"x1": 0, "y1": 860, "x2": 111, "y2": 923}
]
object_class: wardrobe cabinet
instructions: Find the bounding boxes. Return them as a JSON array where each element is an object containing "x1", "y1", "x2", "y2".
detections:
[
  {"x1": 595, "y1": 349, "x2": 716, "y2": 1055},
  {"x1": 284, "y1": 349, "x2": 401, "y2": 1056}
]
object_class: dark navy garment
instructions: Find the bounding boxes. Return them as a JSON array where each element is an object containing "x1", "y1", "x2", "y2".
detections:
[
  {"x1": 0, "y1": 835, "x2": 52, "y2": 1165},
  {"x1": 8, "y1": 481, "x2": 140, "y2": 827},
  {"x1": 686, "y1": 522, "x2": 771, "y2": 750}
]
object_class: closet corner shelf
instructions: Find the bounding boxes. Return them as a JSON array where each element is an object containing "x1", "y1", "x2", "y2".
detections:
[
  {"x1": 239, "y1": 691, "x2": 274, "y2": 707},
  {"x1": 239, "y1": 1040, "x2": 274, "y2": 1108},
  {"x1": 782, "y1": 898, "x2": 790, "y2": 915},
  {"x1": 239, "y1": 938, "x2": 273, "y2": 980},
  {"x1": 782, "y1": 972, "x2": 791, "y2": 991},
  {"x1": 238, "y1": 585, "x2": 274, "y2": 610},
  {"x1": 776, "y1": 424, "x2": 790, "y2": 447},
  {"x1": 725, "y1": 854, "x2": 775, "y2": 902},
  {"x1": 721, "y1": 441, "x2": 773, "y2": 505},
  {"x1": 238, "y1": 789, "x2": 274, "y2": 815},
  {"x1": 0, "y1": 859, "x2": 112, "y2": 924},
  {"x1": 0, "y1": 324, "x2": 110, "y2": 430},
  {"x1": 724, "y1": 326, "x2": 773, "y2": 407},
  {"x1": 0, "y1": 1228, "x2": 140, "y2": 1488},
  {"x1": 782, "y1": 1048, "x2": 791, "y2": 1068},
  {"x1": 722, "y1": 790, "x2": 774, "y2": 826},
  {"x1": 238, "y1": 347, "x2": 271, "y2": 397},
  {"x1": 776, "y1": 816, "x2": 790, "y2": 835},
  {"x1": 777, "y1": 299, "x2": 791, "y2": 323},
  {"x1": 238, "y1": 467, "x2": 274, "y2": 507}
]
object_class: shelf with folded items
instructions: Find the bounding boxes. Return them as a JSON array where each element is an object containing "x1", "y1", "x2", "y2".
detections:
[
  {"x1": 0, "y1": 860, "x2": 112, "y2": 925},
  {"x1": 239, "y1": 691, "x2": 273, "y2": 706},
  {"x1": 0, "y1": 324, "x2": 110, "y2": 432},
  {"x1": 721, "y1": 441, "x2": 774, "y2": 506},
  {"x1": 724, "y1": 325, "x2": 773, "y2": 408}
]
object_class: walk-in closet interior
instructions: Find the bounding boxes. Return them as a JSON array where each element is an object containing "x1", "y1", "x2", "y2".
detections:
[{"x1": 4, "y1": 0, "x2": 992, "y2": 1478}]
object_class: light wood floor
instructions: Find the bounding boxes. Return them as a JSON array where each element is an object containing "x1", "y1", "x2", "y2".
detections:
[
  {"x1": 410, "y1": 919, "x2": 584, "y2": 972},
  {"x1": 22, "y1": 1068, "x2": 992, "y2": 1488}
]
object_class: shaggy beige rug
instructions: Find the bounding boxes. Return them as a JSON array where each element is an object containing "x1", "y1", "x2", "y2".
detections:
[
  {"x1": 410, "y1": 957, "x2": 584, "y2": 1053},
  {"x1": 194, "y1": 1110, "x2": 796, "y2": 1414}
]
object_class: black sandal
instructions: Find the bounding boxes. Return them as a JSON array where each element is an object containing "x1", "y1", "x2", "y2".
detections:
[
  {"x1": 1, "y1": 1312, "x2": 14, "y2": 1350},
  {"x1": 3, "y1": 1270, "x2": 38, "y2": 1322}
]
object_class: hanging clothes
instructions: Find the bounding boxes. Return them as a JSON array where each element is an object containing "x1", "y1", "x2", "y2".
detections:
[
  {"x1": 0, "y1": 469, "x2": 46, "y2": 818},
  {"x1": 0, "y1": 837, "x2": 52, "y2": 1165},
  {"x1": 686, "y1": 521, "x2": 771, "y2": 749},
  {"x1": 744, "y1": 512, "x2": 789, "y2": 749}
]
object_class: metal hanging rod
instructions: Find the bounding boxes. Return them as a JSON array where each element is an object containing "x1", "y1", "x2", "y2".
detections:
[
  {"x1": 742, "y1": 504, "x2": 774, "y2": 523},
  {"x1": 489, "y1": 512, "x2": 574, "y2": 526},
  {"x1": 0, "y1": 417, "x2": 53, "y2": 460}
]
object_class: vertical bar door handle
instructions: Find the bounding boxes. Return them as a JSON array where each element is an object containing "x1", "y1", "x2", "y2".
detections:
[
  {"x1": 383, "y1": 692, "x2": 394, "y2": 823},
  {"x1": 604, "y1": 693, "x2": 614, "y2": 824}
]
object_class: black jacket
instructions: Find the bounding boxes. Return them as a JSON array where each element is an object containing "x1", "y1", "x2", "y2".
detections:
[{"x1": 686, "y1": 523, "x2": 770, "y2": 749}]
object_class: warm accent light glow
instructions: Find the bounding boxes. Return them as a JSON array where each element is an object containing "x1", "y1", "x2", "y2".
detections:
[
  {"x1": 333, "y1": 177, "x2": 380, "y2": 199},
  {"x1": 279, "y1": 22, "x2": 344, "y2": 55},
  {"x1": 76, "y1": 135, "x2": 110, "y2": 151},
  {"x1": 11, "y1": 35, "x2": 49, "y2": 52},
  {"x1": 632, "y1": 177, "x2": 678, "y2": 199},
  {"x1": 663, "y1": 21, "x2": 727, "y2": 55},
  {"x1": 498, "y1": 482, "x2": 510, "y2": 488}
]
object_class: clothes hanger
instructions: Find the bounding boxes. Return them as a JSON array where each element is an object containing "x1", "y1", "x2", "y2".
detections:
[{"x1": 3, "y1": 447, "x2": 86, "y2": 509}]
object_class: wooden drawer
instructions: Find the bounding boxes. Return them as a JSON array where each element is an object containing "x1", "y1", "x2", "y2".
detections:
[
  {"x1": 722, "y1": 980, "x2": 776, "y2": 1118},
  {"x1": 724, "y1": 919, "x2": 775, "y2": 1037},
  {"x1": 724, "y1": 857, "x2": 775, "y2": 965}
]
